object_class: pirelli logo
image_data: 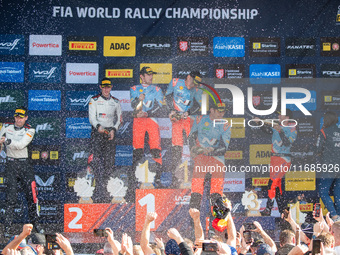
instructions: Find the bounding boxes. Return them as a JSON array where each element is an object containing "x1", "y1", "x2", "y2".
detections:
[
  {"x1": 69, "y1": 41, "x2": 97, "y2": 51},
  {"x1": 106, "y1": 69, "x2": 133, "y2": 78},
  {"x1": 252, "y1": 177, "x2": 270, "y2": 186}
]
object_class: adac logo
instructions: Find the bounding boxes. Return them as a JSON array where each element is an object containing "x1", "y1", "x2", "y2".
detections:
[
  {"x1": 103, "y1": 36, "x2": 136, "y2": 57},
  {"x1": 69, "y1": 41, "x2": 97, "y2": 51},
  {"x1": 336, "y1": 5, "x2": 340, "y2": 25},
  {"x1": 106, "y1": 69, "x2": 133, "y2": 78}
]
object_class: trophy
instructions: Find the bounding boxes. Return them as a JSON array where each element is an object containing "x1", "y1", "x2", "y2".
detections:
[
  {"x1": 179, "y1": 160, "x2": 191, "y2": 189},
  {"x1": 135, "y1": 160, "x2": 156, "y2": 189},
  {"x1": 107, "y1": 177, "x2": 128, "y2": 203},
  {"x1": 74, "y1": 177, "x2": 95, "y2": 204},
  {"x1": 241, "y1": 190, "x2": 261, "y2": 216}
]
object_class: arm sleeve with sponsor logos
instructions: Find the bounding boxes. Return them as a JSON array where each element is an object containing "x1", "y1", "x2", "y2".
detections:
[
  {"x1": 7, "y1": 128, "x2": 35, "y2": 150},
  {"x1": 280, "y1": 126, "x2": 297, "y2": 147},
  {"x1": 165, "y1": 79, "x2": 175, "y2": 112},
  {"x1": 209, "y1": 124, "x2": 231, "y2": 156},
  {"x1": 147, "y1": 86, "x2": 166, "y2": 118},
  {"x1": 88, "y1": 97, "x2": 99, "y2": 129},
  {"x1": 113, "y1": 100, "x2": 123, "y2": 131},
  {"x1": 130, "y1": 86, "x2": 141, "y2": 110},
  {"x1": 316, "y1": 129, "x2": 326, "y2": 156},
  {"x1": 0, "y1": 126, "x2": 5, "y2": 138}
]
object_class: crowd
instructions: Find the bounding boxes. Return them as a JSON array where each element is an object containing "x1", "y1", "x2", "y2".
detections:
[{"x1": 2, "y1": 200, "x2": 340, "y2": 255}]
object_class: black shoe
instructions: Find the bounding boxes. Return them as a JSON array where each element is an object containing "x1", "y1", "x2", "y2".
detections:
[{"x1": 261, "y1": 208, "x2": 272, "y2": 216}]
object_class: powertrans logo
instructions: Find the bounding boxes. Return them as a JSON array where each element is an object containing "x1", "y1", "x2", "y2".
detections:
[
  {"x1": 141, "y1": 37, "x2": 172, "y2": 56},
  {"x1": 65, "y1": 118, "x2": 91, "y2": 138},
  {"x1": 249, "y1": 64, "x2": 281, "y2": 84},
  {"x1": 321, "y1": 37, "x2": 340, "y2": 56},
  {"x1": 0, "y1": 90, "x2": 25, "y2": 110},
  {"x1": 213, "y1": 37, "x2": 245, "y2": 57},
  {"x1": 103, "y1": 36, "x2": 136, "y2": 57},
  {"x1": 106, "y1": 69, "x2": 133, "y2": 78},
  {"x1": 177, "y1": 37, "x2": 209, "y2": 56},
  {"x1": 28, "y1": 90, "x2": 61, "y2": 111},
  {"x1": 66, "y1": 144, "x2": 91, "y2": 165},
  {"x1": 0, "y1": 62, "x2": 24, "y2": 82},
  {"x1": 0, "y1": 35, "x2": 24, "y2": 55},
  {"x1": 66, "y1": 63, "x2": 98, "y2": 84},
  {"x1": 250, "y1": 37, "x2": 280, "y2": 57},
  {"x1": 286, "y1": 64, "x2": 316, "y2": 79},
  {"x1": 285, "y1": 38, "x2": 315, "y2": 57},
  {"x1": 321, "y1": 64, "x2": 340, "y2": 78},
  {"x1": 29, "y1": 63, "x2": 61, "y2": 83},
  {"x1": 29, "y1": 35, "x2": 62, "y2": 56},
  {"x1": 66, "y1": 91, "x2": 96, "y2": 111},
  {"x1": 140, "y1": 63, "x2": 172, "y2": 84},
  {"x1": 30, "y1": 117, "x2": 61, "y2": 139},
  {"x1": 67, "y1": 36, "x2": 98, "y2": 56}
]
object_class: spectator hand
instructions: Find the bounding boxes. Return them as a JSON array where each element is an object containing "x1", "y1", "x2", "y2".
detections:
[
  {"x1": 56, "y1": 233, "x2": 73, "y2": 255},
  {"x1": 189, "y1": 208, "x2": 200, "y2": 221},
  {"x1": 252, "y1": 221, "x2": 263, "y2": 233},
  {"x1": 167, "y1": 228, "x2": 183, "y2": 244},
  {"x1": 146, "y1": 212, "x2": 157, "y2": 222},
  {"x1": 155, "y1": 238, "x2": 164, "y2": 250},
  {"x1": 21, "y1": 224, "x2": 33, "y2": 237},
  {"x1": 121, "y1": 233, "x2": 133, "y2": 255},
  {"x1": 105, "y1": 228, "x2": 114, "y2": 242}
]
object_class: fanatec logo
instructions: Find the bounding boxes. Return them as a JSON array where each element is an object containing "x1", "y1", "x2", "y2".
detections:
[
  {"x1": 36, "y1": 123, "x2": 54, "y2": 133},
  {"x1": 0, "y1": 95, "x2": 16, "y2": 104},
  {"x1": 0, "y1": 39, "x2": 21, "y2": 51},
  {"x1": 33, "y1": 67, "x2": 57, "y2": 79},
  {"x1": 70, "y1": 95, "x2": 92, "y2": 107}
]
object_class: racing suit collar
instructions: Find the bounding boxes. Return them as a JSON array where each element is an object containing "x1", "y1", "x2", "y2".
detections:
[{"x1": 100, "y1": 93, "x2": 111, "y2": 101}]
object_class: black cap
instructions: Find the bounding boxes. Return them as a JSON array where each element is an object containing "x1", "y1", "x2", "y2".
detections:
[
  {"x1": 140, "y1": 66, "x2": 157, "y2": 75},
  {"x1": 14, "y1": 106, "x2": 28, "y2": 118},
  {"x1": 276, "y1": 109, "x2": 293, "y2": 119},
  {"x1": 189, "y1": 71, "x2": 202, "y2": 85}
]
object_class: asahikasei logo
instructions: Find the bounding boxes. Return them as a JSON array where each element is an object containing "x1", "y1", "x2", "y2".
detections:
[
  {"x1": 65, "y1": 118, "x2": 91, "y2": 138},
  {"x1": 286, "y1": 90, "x2": 316, "y2": 111},
  {"x1": 213, "y1": 37, "x2": 245, "y2": 57},
  {"x1": 29, "y1": 63, "x2": 61, "y2": 83},
  {"x1": 28, "y1": 90, "x2": 61, "y2": 111},
  {"x1": 0, "y1": 62, "x2": 24, "y2": 82},
  {"x1": 249, "y1": 64, "x2": 281, "y2": 84},
  {"x1": 0, "y1": 35, "x2": 25, "y2": 55},
  {"x1": 66, "y1": 91, "x2": 96, "y2": 111}
]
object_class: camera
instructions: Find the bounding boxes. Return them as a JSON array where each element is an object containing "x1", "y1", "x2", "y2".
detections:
[
  {"x1": 45, "y1": 234, "x2": 60, "y2": 250},
  {"x1": 202, "y1": 242, "x2": 218, "y2": 252},
  {"x1": 243, "y1": 222, "x2": 256, "y2": 231},
  {"x1": 212, "y1": 197, "x2": 230, "y2": 219},
  {"x1": 94, "y1": 229, "x2": 108, "y2": 237}
]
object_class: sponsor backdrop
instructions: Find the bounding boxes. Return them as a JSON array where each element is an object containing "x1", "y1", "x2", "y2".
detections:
[{"x1": 0, "y1": 0, "x2": 340, "y2": 241}]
